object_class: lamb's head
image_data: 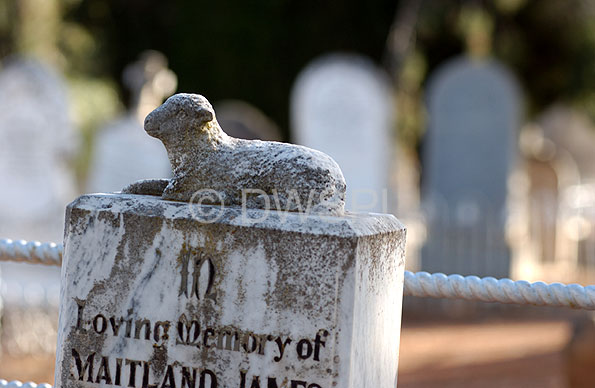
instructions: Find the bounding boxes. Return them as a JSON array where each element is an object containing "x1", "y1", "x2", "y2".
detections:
[{"x1": 144, "y1": 93, "x2": 217, "y2": 144}]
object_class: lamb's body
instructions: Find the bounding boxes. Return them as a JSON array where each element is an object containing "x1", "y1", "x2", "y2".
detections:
[{"x1": 123, "y1": 93, "x2": 346, "y2": 215}]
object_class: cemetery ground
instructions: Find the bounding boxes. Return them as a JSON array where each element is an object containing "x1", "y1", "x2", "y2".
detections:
[{"x1": 0, "y1": 315, "x2": 580, "y2": 387}]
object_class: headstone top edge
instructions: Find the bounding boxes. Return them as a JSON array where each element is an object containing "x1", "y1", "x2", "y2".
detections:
[
  {"x1": 68, "y1": 193, "x2": 405, "y2": 237},
  {"x1": 425, "y1": 55, "x2": 522, "y2": 106},
  {"x1": 1, "y1": 55, "x2": 69, "y2": 96},
  {"x1": 294, "y1": 52, "x2": 390, "y2": 82},
  {"x1": 290, "y1": 52, "x2": 393, "y2": 109}
]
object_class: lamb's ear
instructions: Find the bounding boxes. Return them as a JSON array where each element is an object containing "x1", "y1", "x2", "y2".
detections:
[
  {"x1": 198, "y1": 109, "x2": 214, "y2": 123},
  {"x1": 189, "y1": 107, "x2": 214, "y2": 129}
]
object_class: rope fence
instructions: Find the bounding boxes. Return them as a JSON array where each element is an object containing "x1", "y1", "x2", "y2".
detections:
[
  {"x1": 0, "y1": 381, "x2": 52, "y2": 388},
  {"x1": 404, "y1": 271, "x2": 595, "y2": 310},
  {"x1": 2, "y1": 238, "x2": 595, "y2": 310},
  {"x1": 0, "y1": 239, "x2": 62, "y2": 267}
]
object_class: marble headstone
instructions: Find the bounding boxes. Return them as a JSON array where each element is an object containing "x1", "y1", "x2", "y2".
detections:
[
  {"x1": 0, "y1": 57, "x2": 76, "y2": 312},
  {"x1": 56, "y1": 94, "x2": 406, "y2": 388},
  {"x1": 86, "y1": 51, "x2": 174, "y2": 194},
  {"x1": 291, "y1": 54, "x2": 395, "y2": 213},
  {"x1": 534, "y1": 106, "x2": 595, "y2": 273},
  {"x1": 215, "y1": 100, "x2": 281, "y2": 141},
  {"x1": 421, "y1": 57, "x2": 521, "y2": 278}
]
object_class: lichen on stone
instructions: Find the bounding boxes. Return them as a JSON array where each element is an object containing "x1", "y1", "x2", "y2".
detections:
[{"x1": 122, "y1": 93, "x2": 347, "y2": 215}]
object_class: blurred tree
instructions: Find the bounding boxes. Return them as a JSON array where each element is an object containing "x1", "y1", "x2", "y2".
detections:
[
  {"x1": 411, "y1": 0, "x2": 595, "y2": 142},
  {"x1": 502, "y1": 1, "x2": 595, "y2": 118},
  {"x1": 375, "y1": 0, "x2": 595, "y2": 163},
  {"x1": 15, "y1": 0, "x2": 62, "y2": 63},
  {"x1": 0, "y1": 0, "x2": 121, "y2": 186},
  {"x1": 4, "y1": 0, "x2": 595, "y2": 155},
  {"x1": 65, "y1": 0, "x2": 400, "y2": 139}
]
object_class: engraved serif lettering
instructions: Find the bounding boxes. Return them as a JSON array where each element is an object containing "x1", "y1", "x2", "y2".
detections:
[{"x1": 179, "y1": 250, "x2": 216, "y2": 301}]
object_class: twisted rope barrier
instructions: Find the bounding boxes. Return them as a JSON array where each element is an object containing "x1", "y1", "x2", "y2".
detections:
[
  {"x1": 0, "y1": 239, "x2": 62, "y2": 266},
  {"x1": 1, "y1": 241, "x2": 595, "y2": 387},
  {"x1": 0, "y1": 381, "x2": 52, "y2": 388},
  {"x1": 404, "y1": 271, "x2": 595, "y2": 310},
  {"x1": 2, "y1": 238, "x2": 595, "y2": 310}
]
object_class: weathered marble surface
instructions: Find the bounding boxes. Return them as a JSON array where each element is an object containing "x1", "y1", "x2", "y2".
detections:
[
  {"x1": 123, "y1": 94, "x2": 347, "y2": 215},
  {"x1": 55, "y1": 193, "x2": 405, "y2": 388}
]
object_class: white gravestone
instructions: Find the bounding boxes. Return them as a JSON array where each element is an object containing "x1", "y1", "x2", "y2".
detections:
[
  {"x1": 291, "y1": 54, "x2": 395, "y2": 213},
  {"x1": 422, "y1": 57, "x2": 521, "y2": 278},
  {"x1": 0, "y1": 58, "x2": 76, "y2": 313},
  {"x1": 55, "y1": 94, "x2": 406, "y2": 388},
  {"x1": 86, "y1": 51, "x2": 174, "y2": 194}
]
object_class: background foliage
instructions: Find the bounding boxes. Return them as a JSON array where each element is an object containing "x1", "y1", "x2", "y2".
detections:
[{"x1": 2, "y1": 0, "x2": 595, "y2": 148}]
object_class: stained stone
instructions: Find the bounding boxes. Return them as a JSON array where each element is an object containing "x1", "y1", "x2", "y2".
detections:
[
  {"x1": 123, "y1": 94, "x2": 347, "y2": 215},
  {"x1": 57, "y1": 92, "x2": 405, "y2": 387},
  {"x1": 55, "y1": 193, "x2": 406, "y2": 388}
]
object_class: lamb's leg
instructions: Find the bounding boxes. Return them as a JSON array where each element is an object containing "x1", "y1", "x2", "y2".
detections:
[{"x1": 122, "y1": 179, "x2": 170, "y2": 196}]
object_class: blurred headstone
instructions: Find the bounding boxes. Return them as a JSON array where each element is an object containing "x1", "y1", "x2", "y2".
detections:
[
  {"x1": 291, "y1": 54, "x2": 395, "y2": 213},
  {"x1": 422, "y1": 57, "x2": 521, "y2": 278},
  {"x1": 538, "y1": 105, "x2": 595, "y2": 181},
  {"x1": 535, "y1": 106, "x2": 595, "y2": 275},
  {"x1": 215, "y1": 100, "x2": 281, "y2": 141},
  {"x1": 0, "y1": 57, "x2": 76, "y2": 242},
  {"x1": 86, "y1": 51, "x2": 175, "y2": 193},
  {"x1": 0, "y1": 57, "x2": 76, "y2": 353},
  {"x1": 515, "y1": 122, "x2": 561, "y2": 277}
]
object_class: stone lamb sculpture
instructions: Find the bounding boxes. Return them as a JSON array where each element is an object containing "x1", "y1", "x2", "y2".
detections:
[{"x1": 122, "y1": 93, "x2": 346, "y2": 215}]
